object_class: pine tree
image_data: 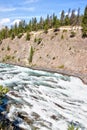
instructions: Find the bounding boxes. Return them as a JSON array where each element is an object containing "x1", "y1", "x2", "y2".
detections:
[
  {"x1": 32, "y1": 17, "x2": 37, "y2": 31},
  {"x1": 60, "y1": 10, "x2": 65, "y2": 26},
  {"x1": 76, "y1": 8, "x2": 80, "y2": 26},
  {"x1": 82, "y1": 6, "x2": 87, "y2": 38},
  {"x1": 65, "y1": 15, "x2": 70, "y2": 25},
  {"x1": 70, "y1": 10, "x2": 76, "y2": 26},
  {"x1": 29, "y1": 46, "x2": 34, "y2": 63},
  {"x1": 39, "y1": 16, "x2": 44, "y2": 29}
]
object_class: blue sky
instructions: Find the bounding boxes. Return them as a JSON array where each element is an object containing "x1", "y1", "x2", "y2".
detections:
[{"x1": 0, "y1": 0, "x2": 87, "y2": 27}]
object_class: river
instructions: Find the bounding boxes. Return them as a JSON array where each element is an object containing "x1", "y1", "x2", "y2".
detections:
[{"x1": 0, "y1": 63, "x2": 87, "y2": 130}]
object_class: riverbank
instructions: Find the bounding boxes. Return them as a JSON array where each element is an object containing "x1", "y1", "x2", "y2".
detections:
[{"x1": 0, "y1": 27, "x2": 87, "y2": 84}]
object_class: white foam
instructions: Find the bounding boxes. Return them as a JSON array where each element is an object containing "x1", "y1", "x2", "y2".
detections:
[{"x1": 0, "y1": 63, "x2": 87, "y2": 130}]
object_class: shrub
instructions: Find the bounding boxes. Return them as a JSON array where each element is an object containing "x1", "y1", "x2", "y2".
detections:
[
  {"x1": 82, "y1": 29, "x2": 87, "y2": 38},
  {"x1": 14, "y1": 50, "x2": 17, "y2": 53},
  {"x1": 70, "y1": 31, "x2": 76, "y2": 38},
  {"x1": 5, "y1": 55, "x2": 11, "y2": 60},
  {"x1": 12, "y1": 56, "x2": 15, "y2": 59},
  {"x1": 26, "y1": 32, "x2": 30, "y2": 41},
  {"x1": 7, "y1": 45, "x2": 10, "y2": 51},
  {"x1": 0, "y1": 40, "x2": 2, "y2": 45},
  {"x1": 51, "y1": 36, "x2": 55, "y2": 40},
  {"x1": 11, "y1": 33, "x2": 14, "y2": 40},
  {"x1": 61, "y1": 34, "x2": 64, "y2": 39},
  {"x1": 17, "y1": 33, "x2": 23, "y2": 39},
  {"x1": 44, "y1": 25, "x2": 48, "y2": 34},
  {"x1": 2, "y1": 58, "x2": 5, "y2": 62},
  {"x1": 55, "y1": 32, "x2": 58, "y2": 35},
  {"x1": 1, "y1": 47, "x2": 4, "y2": 51},
  {"x1": 0, "y1": 85, "x2": 9, "y2": 97},
  {"x1": 3, "y1": 55, "x2": 11, "y2": 61},
  {"x1": 34, "y1": 37, "x2": 37, "y2": 42},
  {"x1": 63, "y1": 29, "x2": 67, "y2": 33},
  {"x1": 54, "y1": 28, "x2": 60, "y2": 32},
  {"x1": 68, "y1": 124, "x2": 79, "y2": 130},
  {"x1": 53, "y1": 57, "x2": 55, "y2": 60},
  {"x1": 58, "y1": 65, "x2": 64, "y2": 69},
  {"x1": 18, "y1": 58, "x2": 20, "y2": 61},
  {"x1": 34, "y1": 37, "x2": 42, "y2": 44},
  {"x1": 37, "y1": 38, "x2": 42, "y2": 44}
]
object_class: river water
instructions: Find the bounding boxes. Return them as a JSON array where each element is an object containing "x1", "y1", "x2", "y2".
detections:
[{"x1": 0, "y1": 63, "x2": 87, "y2": 130}]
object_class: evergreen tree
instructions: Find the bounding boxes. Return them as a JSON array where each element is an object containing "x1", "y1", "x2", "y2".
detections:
[
  {"x1": 52, "y1": 14, "x2": 58, "y2": 28},
  {"x1": 60, "y1": 10, "x2": 65, "y2": 26},
  {"x1": 76, "y1": 8, "x2": 80, "y2": 26},
  {"x1": 70, "y1": 10, "x2": 76, "y2": 26},
  {"x1": 28, "y1": 20, "x2": 32, "y2": 32},
  {"x1": 65, "y1": 15, "x2": 70, "y2": 25},
  {"x1": 82, "y1": 6, "x2": 87, "y2": 38},
  {"x1": 44, "y1": 24, "x2": 48, "y2": 34},
  {"x1": 32, "y1": 17, "x2": 37, "y2": 31},
  {"x1": 39, "y1": 16, "x2": 44, "y2": 29}
]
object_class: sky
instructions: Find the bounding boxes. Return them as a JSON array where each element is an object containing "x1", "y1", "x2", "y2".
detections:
[{"x1": 0, "y1": 0, "x2": 87, "y2": 27}]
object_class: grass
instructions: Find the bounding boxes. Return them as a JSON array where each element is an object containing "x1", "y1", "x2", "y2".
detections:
[
  {"x1": 58, "y1": 65, "x2": 64, "y2": 69},
  {"x1": 68, "y1": 124, "x2": 79, "y2": 130}
]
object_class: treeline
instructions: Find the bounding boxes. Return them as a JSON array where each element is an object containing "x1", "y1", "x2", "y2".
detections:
[{"x1": 0, "y1": 6, "x2": 87, "y2": 41}]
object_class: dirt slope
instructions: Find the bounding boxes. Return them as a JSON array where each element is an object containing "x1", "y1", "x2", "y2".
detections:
[{"x1": 0, "y1": 28, "x2": 87, "y2": 83}]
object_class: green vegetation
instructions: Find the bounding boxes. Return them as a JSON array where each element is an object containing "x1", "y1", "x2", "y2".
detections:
[
  {"x1": 11, "y1": 32, "x2": 15, "y2": 40},
  {"x1": 61, "y1": 34, "x2": 64, "y2": 39},
  {"x1": 82, "y1": 6, "x2": 87, "y2": 38},
  {"x1": 0, "y1": 7, "x2": 84, "y2": 41},
  {"x1": 70, "y1": 31, "x2": 76, "y2": 38},
  {"x1": 68, "y1": 124, "x2": 79, "y2": 130},
  {"x1": 58, "y1": 65, "x2": 64, "y2": 69},
  {"x1": 2, "y1": 55, "x2": 15, "y2": 62},
  {"x1": 7, "y1": 45, "x2": 10, "y2": 51},
  {"x1": 0, "y1": 85, "x2": 9, "y2": 97},
  {"x1": 34, "y1": 37, "x2": 42, "y2": 44},
  {"x1": 0, "y1": 85, "x2": 9, "y2": 130},
  {"x1": 17, "y1": 33, "x2": 23, "y2": 39},
  {"x1": 26, "y1": 32, "x2": 30, "y2": 41},
  {"x1": 18, "y1": 58, "x2": 20, "y2": 61},
  {"x1": 29, "y1": 46, "x2": 34, "y2": 63}
]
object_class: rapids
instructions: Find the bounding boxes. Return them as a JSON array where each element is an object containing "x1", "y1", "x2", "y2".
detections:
[{"x1": 0, "y1": 63, "x2": 87, "y2": 130}]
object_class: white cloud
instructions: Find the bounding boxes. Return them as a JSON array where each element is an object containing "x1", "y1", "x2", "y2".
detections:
[
  {"x1": 0, "y1": 18, "x2": 10, "y2": 25},
  {"x1": 0, "y1": 18, "x2": 11, "y2": 29},
  {"x1": 75, "y1": 10, "x2": 78, "y2": 15},
  {"x1": 11, "y1": 19, "x2": 21, "y2": 25},
  {"x1": 0, "y1": 7, "x2": 16, "y2": 12}
]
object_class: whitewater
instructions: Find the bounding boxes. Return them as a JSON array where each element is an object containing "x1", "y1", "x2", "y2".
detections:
[{"x1": 0, "y1": 63, "x2": 87, "y2": 130}]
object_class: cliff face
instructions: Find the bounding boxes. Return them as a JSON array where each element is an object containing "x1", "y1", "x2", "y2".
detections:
[{"x1": 0, "y1": 28, "x2": 87, "y2": 82}]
